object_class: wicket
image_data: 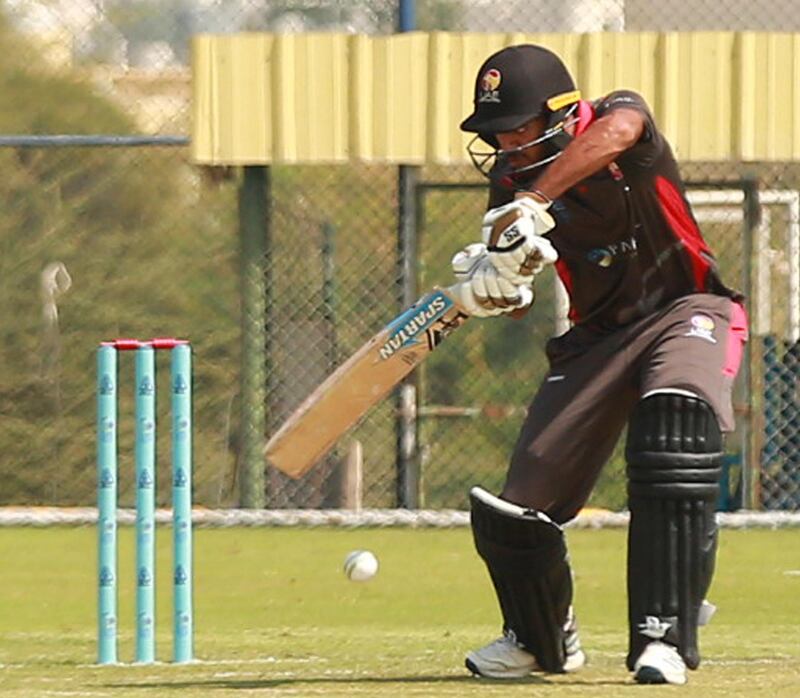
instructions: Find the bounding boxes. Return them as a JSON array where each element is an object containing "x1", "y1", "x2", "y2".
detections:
[{"x1": 96, "y1": 338, "x2": 193, "y2": 665}]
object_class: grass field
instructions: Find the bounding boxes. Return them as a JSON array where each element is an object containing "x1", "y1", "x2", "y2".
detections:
[{"x1": 0, "y1": 526, "x2": 798, "y2": 697}]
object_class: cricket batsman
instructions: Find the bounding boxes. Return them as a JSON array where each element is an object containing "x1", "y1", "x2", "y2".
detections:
[{"x1": 451, "y1": 44, "x2": 749, "y2": 685}]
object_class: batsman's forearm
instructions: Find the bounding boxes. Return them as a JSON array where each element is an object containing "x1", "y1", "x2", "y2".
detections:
[{"x1": 528, "y1": 110, "x2": 644, "y2": 201}]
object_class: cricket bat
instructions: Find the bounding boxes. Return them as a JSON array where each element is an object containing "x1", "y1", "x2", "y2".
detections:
[{"x1": 264, "y1": 286, "x2": 469, "y2": 478}]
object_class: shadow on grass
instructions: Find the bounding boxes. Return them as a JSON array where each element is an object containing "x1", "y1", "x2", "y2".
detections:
[
  {"x1": 105, "y1": 674, "x2": 546, "y2": 690},
  {"x1": 105, "y1": 674, "x2": 634, "y2": 691}
]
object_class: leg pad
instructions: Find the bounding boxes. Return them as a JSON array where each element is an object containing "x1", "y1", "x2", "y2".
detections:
[
  {"x1": 626, "y1": 393, "x2": 723, "y2": 670},
  {"x1": 470, "y1": 487, "x2": 574, "y2": 672}
]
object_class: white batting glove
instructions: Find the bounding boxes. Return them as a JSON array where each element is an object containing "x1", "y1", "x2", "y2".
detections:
[
  {"x1": 450, "y1": 243, "x2": 534, "y2": 318},
  {"x1": 481, "y1": 195, "x2": 559, "y2": 284}
]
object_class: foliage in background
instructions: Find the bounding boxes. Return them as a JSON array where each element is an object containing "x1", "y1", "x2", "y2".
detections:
[{"x1": 0, "y1": 14, "x2": 240, "y2": 505}]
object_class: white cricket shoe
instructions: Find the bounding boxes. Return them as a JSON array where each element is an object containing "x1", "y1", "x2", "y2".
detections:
[
  {"x1": 562, "y1": 622, "x2": 586, "y2": 673},
  {"x1": 634, "y1": 641, "x2": 688, "y2": 685},
  {"x1": 465, "y1": 629, "x2": 586, "y2": 678},
  {"x1": 465, "y1": 632, "x2": 538, "y2": 678}
]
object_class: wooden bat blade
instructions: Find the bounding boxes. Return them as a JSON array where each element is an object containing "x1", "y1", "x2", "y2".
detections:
[{"x1": 264, "y1": 287, "x2": 468, "y2": 478}]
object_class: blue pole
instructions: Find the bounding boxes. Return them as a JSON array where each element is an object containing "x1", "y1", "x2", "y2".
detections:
[
  {"x1": 135, "y1": 345, "x2": 156, "y2": 663},
  {"x1": 396, "y1": 0, "x2": 420, "y2": 507},
  {"x1": 171, "y1": 344, "x2": 193, "y2": 662},
  {"x1": 97, "y1": 345, "x2": 118, "y2": 664},
  {"x1": 762, "y1": 335, "x2": 780, "y2": 468},
  {"x1": 398, "y1": 0, "x2": 416, "y2": 31}
]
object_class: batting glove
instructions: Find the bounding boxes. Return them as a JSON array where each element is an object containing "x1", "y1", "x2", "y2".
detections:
[
  {"x1": 450, "y1": 243, "x2": 534, "y2": 318},
  {"x1": 481, "y1": 194, "x2": 559, "y2": 285}
]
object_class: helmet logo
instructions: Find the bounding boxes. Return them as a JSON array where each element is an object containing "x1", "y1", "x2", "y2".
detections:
[{"x1": 478, "y1": 68, "x2": 502, "y2": 103}]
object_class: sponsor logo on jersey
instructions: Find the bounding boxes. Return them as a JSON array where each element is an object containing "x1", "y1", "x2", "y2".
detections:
[
  {"x1": 587, "y1": 248, "x2": 614, "y2": 267},
  {"x1": 685, "y1": 314, "x2": 717, "y2": 343},
  {"x1": 478, "y1": 68, "x2": 502, "y2": 103},
  {"x1": 380, "y1": 291, "x2": 453, "y2": 360},
  {"x1": 587, "y1": 238, "x2": 637, "y2": 267}
]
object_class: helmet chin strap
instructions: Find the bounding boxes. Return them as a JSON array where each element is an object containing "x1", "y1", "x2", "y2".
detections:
[{"x1": 466, "y1": 102, "x2": 581, "y2": 184}]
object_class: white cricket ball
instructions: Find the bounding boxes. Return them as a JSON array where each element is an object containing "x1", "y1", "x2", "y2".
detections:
[{"x1": 343, "y1": 549, "x2": 379, "y2": 582}]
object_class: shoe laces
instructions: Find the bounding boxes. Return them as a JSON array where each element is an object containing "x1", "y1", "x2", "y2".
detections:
[{"x1": 497, "y1": 629, "x2": 523, "y2": 649}]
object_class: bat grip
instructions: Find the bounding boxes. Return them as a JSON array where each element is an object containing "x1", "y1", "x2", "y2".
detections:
[{"x1": 442, "y1": 283, "x2": 533, "y2": 319}]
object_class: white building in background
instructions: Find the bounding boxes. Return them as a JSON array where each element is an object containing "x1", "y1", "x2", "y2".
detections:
[
  {"x1": 624, "y1": 0, "x2": 800, "y2": 30},
  {"x1": 460, "y1": 0, "x2": 800, "y2": 32},
  {"x1": 461, "y1": 0, "x2": 624, "y2": 32},
  {"x1": 6, "y1": 0, "x2": 800, "y2": 72},
  {"x1": 4, "y1": 0, "x2": 388, "y2": 69},
  {"x1": 4, "y1": 0, "x2": 104, "y2": 34}
]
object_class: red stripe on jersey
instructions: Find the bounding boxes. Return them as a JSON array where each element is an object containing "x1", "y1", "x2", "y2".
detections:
[
  {"x1": 555, "y1": 259, "x2": 579, "y2": 323},
  {"x1": 574, "y1": 100, "x2": 594, "y2": 137},
  {"x1": 655, "y1": 175, "x2": 713, "y2": 291}
]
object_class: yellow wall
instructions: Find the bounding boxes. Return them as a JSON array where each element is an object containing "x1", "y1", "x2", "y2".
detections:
[{"x1": 192, "y1": 31, "x2": 800, "y2": 165}]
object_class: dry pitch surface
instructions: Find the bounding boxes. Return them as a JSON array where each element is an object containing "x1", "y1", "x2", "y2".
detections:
[{"x1": 0, "y1": 526, "x2": 798, "y2": 697}]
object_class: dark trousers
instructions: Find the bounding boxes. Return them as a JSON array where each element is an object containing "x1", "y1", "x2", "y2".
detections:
[{"x1": 502, "y1": 293, "x2": 748, "y2": 523}]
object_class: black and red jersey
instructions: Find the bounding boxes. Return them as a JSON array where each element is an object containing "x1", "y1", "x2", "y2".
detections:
[{"x1": 488, "y1": 90, "x2": 741, "y2": 332}]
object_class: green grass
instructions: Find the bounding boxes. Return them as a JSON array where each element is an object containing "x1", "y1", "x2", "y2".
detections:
[{"x1": 0, "y1": 527, "x2": 798, "y2": 696}]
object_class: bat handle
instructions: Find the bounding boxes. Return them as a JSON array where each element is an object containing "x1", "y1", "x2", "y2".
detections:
[
  {"x1": 442, "y1": 283, "x2": 534, "y2": 319},
  {"x1": 509, "y1": 304, "x2": 532, "y2": 320}
]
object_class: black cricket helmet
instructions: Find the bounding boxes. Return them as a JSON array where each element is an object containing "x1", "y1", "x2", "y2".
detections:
[{"x1": 460, "y1": 44, "x2": 581, "y2": 181}]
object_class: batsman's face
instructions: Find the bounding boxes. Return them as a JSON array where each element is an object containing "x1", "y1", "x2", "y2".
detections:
[{"x1": 495, "y1": 116, "x2": 548, "y2": 169}]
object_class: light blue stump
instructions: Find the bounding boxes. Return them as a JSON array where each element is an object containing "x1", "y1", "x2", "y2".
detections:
[
  {"x1": 97, "y1": 346, "x2": 118, "y2": 665},
  {"x1": 135, "y1": 345, "x2": 156, "y2": 663},
  {"x1": 171, "y1": 344, "x2": 193, "y2": 662}
]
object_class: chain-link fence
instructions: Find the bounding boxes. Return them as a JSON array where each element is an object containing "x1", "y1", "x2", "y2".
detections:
[{"x1": 2, "y1": 0, "x2": 799, "y2": 511}]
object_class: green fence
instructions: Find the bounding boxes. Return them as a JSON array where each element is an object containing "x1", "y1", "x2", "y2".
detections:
[{"x1": 1, "y1": 1, "x2": 799, "y2": 510}]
